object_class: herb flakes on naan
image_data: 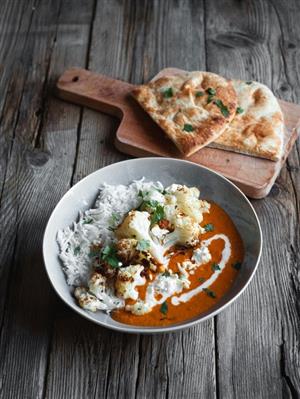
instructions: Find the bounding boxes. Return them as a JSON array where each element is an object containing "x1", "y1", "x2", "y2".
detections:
[{"x1": 132, "y1": 71, "x2": 238, "y2": 156}]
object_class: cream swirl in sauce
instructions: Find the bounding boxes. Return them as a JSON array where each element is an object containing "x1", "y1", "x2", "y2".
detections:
[{"x1": 126, "y1": 234, "x2": 231, "y2": 315}]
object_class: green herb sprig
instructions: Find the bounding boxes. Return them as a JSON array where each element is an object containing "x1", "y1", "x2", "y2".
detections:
[
  {"x1": 212, "y1": 263, "x2": 221, "y2": 271},
  {"x1": 101, "y1": 245, "x2": 121, "y2": 268},
  {"x1": 183, "y1": 123, "x2": 194, "y2": 132},
  {"x1": 214, "y1": 99, "x2": 229, "y2": 117},
  {"x1": 204, "y1": 223, "x2": 214, "y2": 232},
  {"x1": 160, "y1": 301, "x2": 168, "y2": 315},
  {"x1": 203, "y1": 288, "x2": 216, "y2": 298},
  {"x1": 162, "y1": 87, "x2": 173, "y2": 98}
]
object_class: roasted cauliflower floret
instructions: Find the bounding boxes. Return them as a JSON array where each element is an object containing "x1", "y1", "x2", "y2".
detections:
[
  {"x1": 74, "y1": 286, "x2": 105, "y2": 312},
  {"x1": 115, "y1": 265, "x2": 146, "y2": 300},
  {"x1": 116, "y1": 238, "x2": 138, "y2": 263},
  {"x1": 163, "y1": 214, "x2": 202, "y2": 248},
  {"x1": 77, "y1": 271, "x2": 125, "y2": 311},
  {"x1": 116, "y1": 210, "x2": 166, "y2": 264},
  {"x1": 88, "y1": 271, "x2": 107, "y2": 298},
  {"x1": 165, "y1": 184, "x2": 210, "y2": 224}
]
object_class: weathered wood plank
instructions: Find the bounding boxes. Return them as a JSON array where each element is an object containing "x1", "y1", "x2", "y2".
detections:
[
  {"x1": 0, "y1": 1, "x2": 299, "y2": 398},
  {"x1": 45, "y1": 1, "x2": 217, "y2": 399},
  {"x1": 205, "y1": 0, "x2": 300, "y2": 397},
  {"x1": 0, "y1": 0, "x2": 95, "y2": 398},
  {"x1": 0, "y1": 0, "x2": 37, "y2": 321}
]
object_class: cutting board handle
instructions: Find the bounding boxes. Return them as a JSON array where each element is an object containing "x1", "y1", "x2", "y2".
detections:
[{"x1": 56, "y1": 68, "x2": 134, "y2": 119}]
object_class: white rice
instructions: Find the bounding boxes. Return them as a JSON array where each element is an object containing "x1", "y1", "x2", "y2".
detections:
[{"x1": 57, "y1": 179, "x2": 164, "y2": 286}]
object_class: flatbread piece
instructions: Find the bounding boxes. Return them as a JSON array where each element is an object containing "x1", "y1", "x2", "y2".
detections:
[
  {"x1": 132, "y1": 71, "x2": 237, "y2": 156},
  {"x1": 210, "y1": 80, "x2": 284, "y2": 161}
]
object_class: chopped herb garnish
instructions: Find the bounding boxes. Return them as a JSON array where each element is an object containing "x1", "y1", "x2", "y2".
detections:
[
  {"x1": 207, "y1": 94, "x2": 214, "y2": 104},
  {"x1": 110, "y1": 212, "x2": 120, "y2": 224},
  {"x1": 74, "y1": 246, "x2": 81, "y2": 255},
  {"x1": 162, "y1": 87, "x2": 173, "y2": 98},
  {"x1": 206, "y1": 87, "x2": 216, "y2": 95},
  {"x1": 246, "y1": 81, "x2": 252, "y2": 85},
  {"x1": 162, "y1": 270, "x2": 171, "y2": 277},
  {"x1": 83, "y1": 218, "x2": 93, "y2": 224},
  {"x1": 138, "y1": 190, "x2": 143, "y2": 198},
  {"x1": 108, "y1": 212, "x2": 120, "y2": 231},
  {"x1": 204, "y1": 223, "x2": 214, "y2": 232},
  {"x1": 203, "y1": 288, "x2": 216, "y2": 298},
  {"x1": 160, "y1": 301, "x2": 168, "y2": 315},
  {"x1": 212, "y1": 263, "x2": 221, "y2": 271},
  {"x1": 151, "y1": 204, "x2": 165, "y2": 225},
  {"x1": 214, "y1": 99, "x2": 229, "y2": 117},
  {"x1": 136, "y1": 239, "x2": 151, "y2": 251},
  {"x1": 140, "y1": 199, "x2": 158, "y2": 211},
  {"x1": 195, "y1": 91, "x2": 205, "y2": 97},
  {"x1": 101, "y1": 245, "x2": 121, "y2": 268},
  {"x1": 198, "y1": 277, "x2": 206, "y2": 283},
  {"x1": 232, "y1": 261, "x2": 242, "y2": 270},
  {"x1": 139, "y1": 199, "x2": 165, "y2": 225},
  {"x1": 236, "y1": 106, "x2": 244, "y2": 114},
  {"x1": 183, "y1": 123, "x2": 194, "y2": 132}
]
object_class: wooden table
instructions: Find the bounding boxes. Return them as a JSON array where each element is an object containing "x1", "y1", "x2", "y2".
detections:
[{"x1": 0, "y1": 1, "x2": 299, "y2": 398}]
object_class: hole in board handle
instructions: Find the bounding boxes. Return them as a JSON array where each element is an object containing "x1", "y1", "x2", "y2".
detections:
[{"x1": 72, "y1": 76, "x2": 79, "y2": 82}]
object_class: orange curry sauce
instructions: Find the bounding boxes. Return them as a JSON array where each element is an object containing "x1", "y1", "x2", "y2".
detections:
[{"x1": 112, "y1": 202, "x2": 244, "y2": 327}]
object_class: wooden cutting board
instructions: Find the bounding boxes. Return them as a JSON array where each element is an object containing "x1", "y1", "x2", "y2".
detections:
[{"x1": 56, "y1": 67, "x2": 300, "y2": 199}]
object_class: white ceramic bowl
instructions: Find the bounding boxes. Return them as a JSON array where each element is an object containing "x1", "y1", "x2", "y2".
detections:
[{"x1": 43, "y1": 158, "x2": 262, "y2": 334}]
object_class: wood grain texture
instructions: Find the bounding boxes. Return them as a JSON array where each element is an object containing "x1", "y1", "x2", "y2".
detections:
[
  {"x1": 56, "y1": 66, "x2": 300, "y2": 199},
  {"x1": 0, "y1": 1, "x2": 299, "y2": 399},
  {"x1": 204, "y1": 0, "x2": 300, "y2": 397},
  {"x1": 0, "y1": 0, "x2": 95, "y2": 398},
  {"x1": 45, "y1": 1, "x2": 216, "y2": 399}
]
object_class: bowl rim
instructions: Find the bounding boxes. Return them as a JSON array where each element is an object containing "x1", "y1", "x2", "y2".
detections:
[{"x1": 43, "y1": 157, "x2": 263, "y2": 334}]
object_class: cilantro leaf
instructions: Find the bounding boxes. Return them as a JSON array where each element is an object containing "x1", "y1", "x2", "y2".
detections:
[
  {"x1": 245, "y1": 81, "x2": 252, "y2": 85},
  {"x1": 108, "y1": 212, "x2": 120, "y2": 231},
  {"x1": 160, "y1": 301, "x2": 168, "y2": 315},
  {"x1": 206, "y1": 87, "x2": 216, "y2": 95},
  {"x1": 162, "y1": 87, "x2": 173, "y2": 98},
  {"x1": 214, "y1": 99, "x2": 229, "y2": 117},
  {"x1": 232, "y1": 261, "x2": 242, "y2": 270},
  {"x1": 195, "y1": 91, "x2": 204, "y2": 97},
  {"x1": 236, "y1": 106, "x2": 244, "y2": 114},
  {"x1": 203, "y1": 288, "x2": 216, "y2": 298},
  {"x1": 204, "y1": 223, "x2": 214, "y2": 232},
  {"x1": 162, "y1": 270, "x2": 171, "y2": 277},
  {"x1": 74, "y1": 246, "x2": 81, "y2": 255},
  {"x1": 207, "y1": 94, "x2": 214, "y2": 104},
  {"x1": 212, "y1": 263, "x2": 221, "y2": 271},
  {"x1": 137, "y1": 239, "x2": 151, "y2": 251},
  {"x1": 101, "y1": 245, "x2": 121, "y2": 268},
  {"x1": 183, "y1": 123, "x2": 194, "y2": 132},
  {"x1": 140, "y1": 199, "x2": 159, "y2": 211},
  {"x1": 139, "y1": 199, "x2": 165, "y2": 225},
  {"x1": 83, "y1": 218, "x2": 93, "y2": 224},
  {"x1": 151, "y1": 204, "x2": 165, "y2": 225},
  {"x1": 198, "y1": 277, "x2": 206, "y2": 283}
]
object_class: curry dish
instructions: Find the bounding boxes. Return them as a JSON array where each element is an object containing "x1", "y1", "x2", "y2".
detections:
[{"x1": 57, "y1": 180, "x2": 244, "y2": 327}]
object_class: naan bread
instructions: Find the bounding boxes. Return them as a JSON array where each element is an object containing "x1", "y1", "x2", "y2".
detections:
[
  {"x1": 210, "y1": 80, "x2": 284, "y2": 161},
  {"x1": 132, "y1": 72, "x2": 237, "y2": 156}
]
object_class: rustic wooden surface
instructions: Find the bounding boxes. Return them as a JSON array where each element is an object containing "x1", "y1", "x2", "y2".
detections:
[
  {"x1": 0, "y1": 1, "x2": 299, "y2": 398},
  {"x1": 56, "y1": 66, "x2": 300, "y2": 199}
]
